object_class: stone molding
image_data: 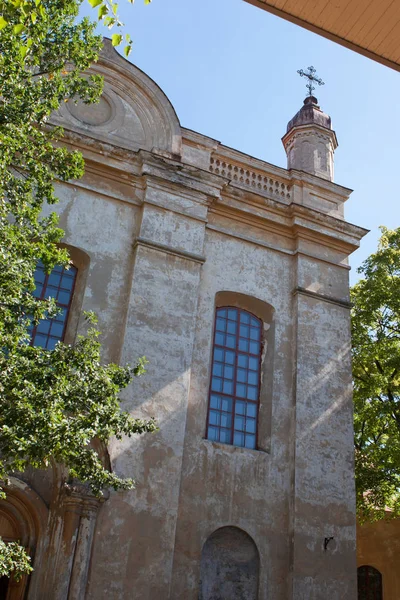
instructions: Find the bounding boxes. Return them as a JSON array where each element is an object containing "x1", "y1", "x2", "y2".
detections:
[
  {"x1": 282, "y1": 122, "x2": 338, "y2": 152},
  {"x1": 134, "y1": 237, "x2": 206, "y2": 264},
  {"x1": 293, "y1": 286, "x2": 352, "y2": 309}
]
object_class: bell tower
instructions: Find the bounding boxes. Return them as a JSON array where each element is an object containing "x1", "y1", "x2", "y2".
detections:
[{"x1": 282, "y1": 66, "x2": 337, "y2": 181}]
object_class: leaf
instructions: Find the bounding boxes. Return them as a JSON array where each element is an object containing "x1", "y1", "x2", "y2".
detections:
[
  {"x1": 111, "y1": 33, "x2": 122, "y2": 47},
  {"x1": 0, "y1": 16, "x2": 8, "y2": 30},
  {"x1": 98, "y1": 4, "x2": 108, "y2": 19},
  {"x1": 144, "y1": 0, "x2": 152, "y2": 3},
  {"x1": 124, "y1": 45, "x2": 132, "y2": 57},
  {"x1": 88, "y1": 0, "x2": 102, "y2": 8},
  {"x1": 13, "y1": 23, "x2": 24, "y2": 34},
  {"x1": 30, "y1": 11, "x2": 37, "y2": 23}
]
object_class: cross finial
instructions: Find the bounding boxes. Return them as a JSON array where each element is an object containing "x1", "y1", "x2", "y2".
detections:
[{"x1": 297, "y1": 66, "x2": 324, "y2": 97}]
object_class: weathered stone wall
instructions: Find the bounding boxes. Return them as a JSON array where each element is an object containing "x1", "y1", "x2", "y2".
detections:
[{"x1": 7, "y1": 41, "x2": 367, "y2": 600}]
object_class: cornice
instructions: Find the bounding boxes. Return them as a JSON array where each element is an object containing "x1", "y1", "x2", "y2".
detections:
[
  {"x1": 282, "y1": 122, "x2": 339, "y2": 150},
  {"x1": 134, "y1": 237, "x2": 206, "y2": 264},
  {"x1": 55, "y1": 127, "x2": 367, "y2": 256},
  {"x1": 212, "y1": 189, "x2": 367, "y2": 255},
  {"x1": 138, "y1": 150, "x2": 228, "y2": 202}
]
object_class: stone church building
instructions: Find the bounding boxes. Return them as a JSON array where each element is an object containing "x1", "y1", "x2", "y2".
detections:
[{"x1": 2, "y1": 40, "x2": 390, "y2": 599}]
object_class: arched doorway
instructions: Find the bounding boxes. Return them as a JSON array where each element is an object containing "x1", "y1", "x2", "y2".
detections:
[
  {"x1": 199, "y1": 526, "x2": 260, "y2": 600},
  {"x1": 0, "y1": 478, "x2": 48, "y2": 600},
  {"x1": 357, "y1": 565, "x2": 383, "y2": 600}
]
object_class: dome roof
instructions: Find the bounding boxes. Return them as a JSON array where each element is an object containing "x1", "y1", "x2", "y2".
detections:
[{"x1": 286, "y1": 96, "x2": 332, "y2": 133}]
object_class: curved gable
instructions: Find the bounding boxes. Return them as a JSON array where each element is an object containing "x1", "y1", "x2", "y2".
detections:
[{"x1": 53, "y1": 38, "x2": 181, "y2": 156}]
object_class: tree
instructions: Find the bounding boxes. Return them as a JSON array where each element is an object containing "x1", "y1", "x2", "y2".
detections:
[
  {"x1": 0, "y1": 0, "x2": 156, "y2": 580},
  {"x1": 0, "y1": 0, "x2": 152, "y2": 57},
  {"x1": 352, "y1": 227, "x2": 400, "y2": 521}
]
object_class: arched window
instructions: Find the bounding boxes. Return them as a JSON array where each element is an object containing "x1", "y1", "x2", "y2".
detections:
[
  {"x1": 199, "y1": 527, "x2": 260, "y2": 600},
  {"x1": 358, "y1": 565, "x2": 382, "y2": 600},
  {"x1": 206, "y1": 307, "x2": 262, "y2": 449},
  {"x1": 30, "y1": 262, "x2": 77, "y2": 349}
]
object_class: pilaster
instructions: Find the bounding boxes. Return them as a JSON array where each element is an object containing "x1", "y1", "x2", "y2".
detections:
[{"x1": 105, "y1": 152, "x2": 225, "y2": 598}]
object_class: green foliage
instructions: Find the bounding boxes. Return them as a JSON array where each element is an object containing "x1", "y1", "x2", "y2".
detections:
[
  {"x1": 0, "y1": 539, "x2": 32, "y2": 581},
  {"x1": 352, "y1": 227, "x2": 400, "y2": 521},
  {"x1": 0, "y1": 0, "x2": 156, "y2": 580},
  {"x1": 0, "y1": 0, "x2": 152, "y2": 57}
]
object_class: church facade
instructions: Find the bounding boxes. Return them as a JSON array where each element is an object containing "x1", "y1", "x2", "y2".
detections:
[{"x1": 0, "y1": 41, "x2": 368, "y2": 599}]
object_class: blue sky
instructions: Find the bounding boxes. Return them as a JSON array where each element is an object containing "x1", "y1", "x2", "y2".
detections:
[{"x1": 82, "y1": 0, "x2": 400, "y2": 283}]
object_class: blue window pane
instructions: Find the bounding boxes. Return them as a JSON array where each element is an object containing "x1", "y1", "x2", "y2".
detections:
[
  {"x1": 240, "y1": 312, "x2": 250, "y2": 324},
  {"x1": 58, "y1": 291, "x2": 71, "y2": 305},
  {"x1": 235, "y1": 416, "x2": 245, "y2": 431},
  {"x1": 220, "y1": 413, "x2": 232, "y2": 428},
  {"x1": 35, "y1": 269, "x2": 46, "y2": 283},
  {"x1": 245, "y1": 434, "x2": 256, "y2": 449},
  {"x1": 50, "y1": 322, "x2": 64, "y2": 338},
  {"x1": 214, "y1": 348, "x2": 224, "y2": 361},
  {"x1": 56, "y1": 308, "x2": 67, "y2": 323},
  {"x1": 61, "y1": 276, "x2": 75, "y2": 291},
  {"x1": 245, "y1": 418, "x2": 256, "y2": 433},
  {"x1": 219, "y1": 429, "x2": 231, "y2": 443},
  {"x1": 37, "y1": 320, "x2": 51, "y2": 334},
  {"x1": 237, "y1": 369, "x2": 247, "y2": 383},
  {"x1": 248, "y1": 371, "x2": 258, "y2": 385},
  {"x1": 211, "y1": 377, "x2": 223, "y2": 392},
  {"x1": 215, "y1": 332, "x2": 225, "y2": 346},
  {"x1": 46, "y1": 338, "x2": 58, "y2": 350},
  {"x1": 216, "y1": 318, "x2": 226, "y2": 332},
  {"x1": 250, "y1": 316, "x2": 259, "y2": 326},
  {"x1": 234, "y1": 432, "x2": 245, "y2": 447},
  {"x1": 249, "y1": 356, "x2": 258, "y2": 371},
  {"x1": 53, "y1": 264, "x2": 64, "y2": 273},
  {"x1": 226, "y1": 321, "x2": 237, "y2": 334},
  {"x1": 34, "y1": 334, "x2": 47, "y2": 347},
  {"x1": 213, "y1": 363, "x2": 223, "y2": 377},
  {"x1": 33, "y1": 284, "x2": 43, "y2": 298},
  {"x1": 208, "y1": 427, "x2": 218, "y2": 441},
  {"x1": 209, "y1": 411, "x2": 220, "y2": 426},
  {"x1": 217, "y1": 308, "x2": 227, "y2": 318},
  {"x1": 238, "y1": 354, "x2": 248, "y2": 368},
  {"x1": 250, "y1": 327, "x2": 260, "y2": 341},
  {"x1": 225, "y1": 351, "x2": 235, "y2": 365},
  {"x1": 223, "y1": 381, "x2": 233, "y2": 394},
  {"x1": 237, "y1": 384, "x2": 246, "y2": 398},
  {"x1": 210, "y1": 395, "x2": 221, "y2": 409},
  {"x1": 48, "y1": 272, "x2": 61, "y2": 286},
  {"x1": 235, "y1": 400, "x2": 246, "y2": 415},
  {"x1": 247, "y1": 386, "x2": 258, "y2": 400},
  {"x1": 221, "y1": 397, "x2": 233, "y2": 412},
  {"x1": 226, "y1": 335, "x2": 236, "y2": 348},
  {"x1": 224, "y1": 365, "x2": 234, "y2": 380},
  {"x1": 46, "y1": 286, "x2": 58, "y2": 299},
  {"x1": 239, "y1": 339, "x2": 249, "y2": 352},
  {"x1": 240, "y1": 325, "x2": 249, "y2": 338},
  {"x1": 249, "y1": 341, "x2": 259, "y2": 355},
  {"x1": 227, "y1": 309, "x2": 237, "y2": 321},
  {"x1": 246, "y1": 403, "x2": 257, "y2": 417}
]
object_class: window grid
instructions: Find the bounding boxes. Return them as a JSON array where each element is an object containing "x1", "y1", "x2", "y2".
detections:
[
  {"x1": 30, "y1": 262, "x2": 77, "y2": 350},
  {"x1": 206, "y1": 307, "x2": 262, "y2": 449},
  {"x1": 357, "y1": 566, "x2": 382, "y2": 600}
]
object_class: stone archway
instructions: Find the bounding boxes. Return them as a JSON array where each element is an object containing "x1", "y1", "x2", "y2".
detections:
[
  {"x1": 199, "y1": 526, "x2": 260, "y2": 600},
  {"x1": 0, "y1": 478, "x2": 48, "y2": 600}
]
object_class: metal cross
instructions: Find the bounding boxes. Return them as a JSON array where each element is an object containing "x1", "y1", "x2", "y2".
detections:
[{"x1": 297, "y1": 66, "x2": 324, "y2": 97}]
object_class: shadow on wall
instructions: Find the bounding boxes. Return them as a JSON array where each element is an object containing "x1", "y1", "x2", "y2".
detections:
[{"x1": 199, "y1": 527, "x2": 260, "y2": 600}]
